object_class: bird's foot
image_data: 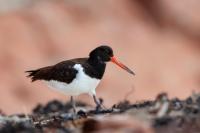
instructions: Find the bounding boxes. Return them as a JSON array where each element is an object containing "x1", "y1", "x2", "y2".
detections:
[
  {"x1": 95, "y1": 98, "x2": 107, "y2": 112},
  {"x1": 95, "y1": 104, "x2": 102, "y2": 111}
]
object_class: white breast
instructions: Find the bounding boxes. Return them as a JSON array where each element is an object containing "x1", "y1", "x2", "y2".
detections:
[{"x1": 45, "y1": 64, "x2": 100, "y2": 96}]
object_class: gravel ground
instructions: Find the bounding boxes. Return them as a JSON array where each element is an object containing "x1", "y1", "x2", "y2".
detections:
[{"x1": 1, "y1": 92, "x2": 200, "y2": 133}]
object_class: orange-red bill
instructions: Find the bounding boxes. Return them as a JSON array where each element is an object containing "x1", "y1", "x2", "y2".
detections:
[{"x1": 111, "y1": 56, "x2": 135, "y2": 75}]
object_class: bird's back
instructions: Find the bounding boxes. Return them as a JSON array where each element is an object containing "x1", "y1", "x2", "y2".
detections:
[{"x1": 26, "y1": 58, "x2": 88, "y2": 83}]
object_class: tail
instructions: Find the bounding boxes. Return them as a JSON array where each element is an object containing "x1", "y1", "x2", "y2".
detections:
[{"x1": 25, "y1": 69, "x2": 40, "y2": 82}]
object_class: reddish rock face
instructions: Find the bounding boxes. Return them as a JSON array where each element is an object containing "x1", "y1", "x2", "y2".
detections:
[{"x1": 0, "y1": 0, "x2": 200, "y2": 114}]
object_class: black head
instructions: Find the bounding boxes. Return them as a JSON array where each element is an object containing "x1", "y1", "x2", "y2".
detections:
[
  {"x1": 89, "y1": 45, "x2": 114, "y2": 62},
  {"x1": 89, "y1": 45, "x2": 135, "y2": 75}
]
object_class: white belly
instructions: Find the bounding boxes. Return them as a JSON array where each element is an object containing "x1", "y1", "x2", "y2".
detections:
[{"x1": 45, "y1": 64, "x2": 100, "y2": 96}]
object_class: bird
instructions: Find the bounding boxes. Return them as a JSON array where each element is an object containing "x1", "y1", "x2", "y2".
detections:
[{"x1": 26, "y1": 45, "x2": 135, "y2": 113}]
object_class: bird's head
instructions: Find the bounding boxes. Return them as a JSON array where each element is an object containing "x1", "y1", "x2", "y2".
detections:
[{"x1": 89, "y1": 45, "x2": 135, "y2": 75}]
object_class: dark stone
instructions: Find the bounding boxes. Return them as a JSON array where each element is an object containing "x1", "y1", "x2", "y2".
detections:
[
  {"x1": 171, "y1": 98, "x2": 183, "y2": 110},
  {"x1": 196, "y1": 96, "x2": 200, "y2": 107},
  {"x1": 153, "y1": 117, "x2": 173, "y2": 127},
  {"x1": 185, "y1": 97, "x2": 193, "y2": 105},
  {"x1": 77, "y1": 110, "x2": 87, "y2": 118}
]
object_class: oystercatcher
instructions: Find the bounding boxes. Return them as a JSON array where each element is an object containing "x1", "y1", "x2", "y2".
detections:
[{"x1": 26, "y1": 45, "x2": 135, "y2": 113}]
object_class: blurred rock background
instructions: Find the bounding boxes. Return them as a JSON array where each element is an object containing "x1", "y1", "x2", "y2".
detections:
[{"x1": 0, "y1": 0, "x2": 200, "y2": 114}]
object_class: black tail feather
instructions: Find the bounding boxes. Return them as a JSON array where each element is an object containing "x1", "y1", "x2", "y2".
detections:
[{"x1": 25, "y1": 69, "x2": 40, "y2": 82}]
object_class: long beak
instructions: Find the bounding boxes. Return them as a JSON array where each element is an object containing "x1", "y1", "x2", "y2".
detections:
[{"x1": 111, "y1": 56, "x2": 135, "y2": 75}]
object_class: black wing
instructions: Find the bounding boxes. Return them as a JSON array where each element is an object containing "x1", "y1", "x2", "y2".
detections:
[{"x1": 26, "y1": 59, "x2": 84, "y2": 83}]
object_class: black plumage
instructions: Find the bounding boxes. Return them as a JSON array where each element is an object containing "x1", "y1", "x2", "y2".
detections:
[
  {"x1": 26, "y1": 60, "x2": 78, "y2": 83},
  {"x1": 26, "y1": 46, "x2": 114, "y2": 83},
  {"x1": 26, "y1": 58, "x2": 106, "y2": 83}
]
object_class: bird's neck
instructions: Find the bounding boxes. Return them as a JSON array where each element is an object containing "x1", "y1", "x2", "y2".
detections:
[{"x1": 88, "y1": 57, "x2": 106, "y2": 79}]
